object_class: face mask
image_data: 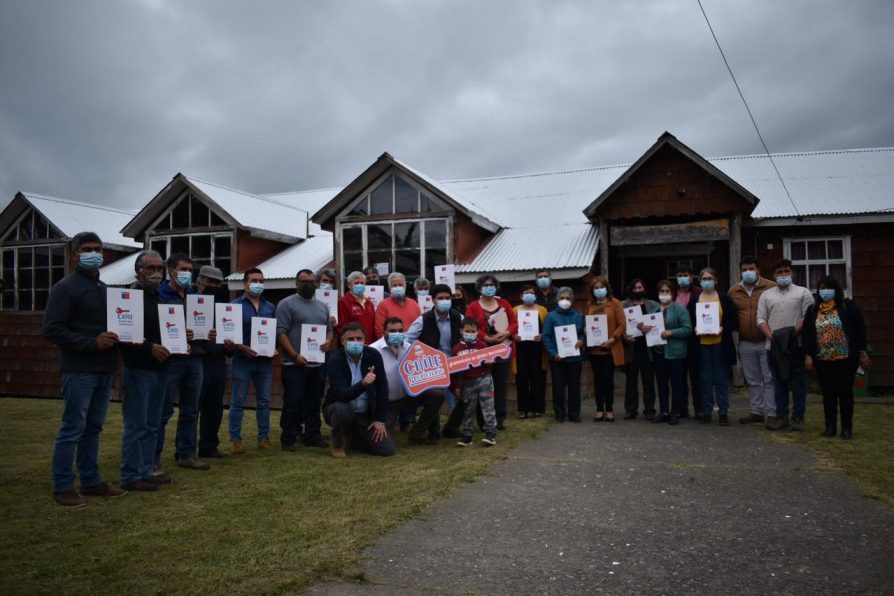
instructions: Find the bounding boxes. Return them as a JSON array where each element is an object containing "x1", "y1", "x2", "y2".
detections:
[
  {"x1": 536, "y1": 277, "x2": 551, "y2": 289},
  {"x1": 351, "y1": 283, "x2": 366, "y2": 297},
  {"x1": 319, "y1": 283, "x2": 333, "y2": 291},
  {"x1": 522, "y1": 293, "x2": 537, "y2": 305},
  {"x1": 481, "y1": 286, "x2": 497, "y2": 298},
  {"x1": 630, "y1": 291, "x2": 645, "y2": 301},
  {"x1": 742, "y1": 270, "x2": 758, "y2": 284},
  {"x1": 776, "y1": 275, "x2": 792, "y2": 288},
  {"x1": 436, "y1": 299, "x2": 452, "y2": 313},
  {"x1": 700, "y1": 280, "x2": 715, "y2": 291},
  {"x1": 452, "y1": 299, "x2": 465, "y2": 310},
  {"x1": 298, "y1": 281, "x2": 316, "y2": 299},
  {"x1": 143, "y1": 272, "x2": 163, "y2": 290},
  {"x1": 176, "y1": 271, "x2": 193, "y2": 288},
  {"x1": 416, "y1": 290, "x2": 429, "y2": 297},
  {"x1": 593, "y1": 288, "x2": 607, "y2": 300},
  {"x1": 677, "y1": 276, "x2": 691, "y2": 288},
  {"x1": 462, "y1": 332, "x2": 478, "y2": 343},
  {"x1": 819, "y1": 289, "x2": 836, "y2": 302},
  {"x1": 390, "y1": 287, "x2": 406, "y2": 299},
  {"x1": 78, "y1": 251, "x2": 103, "y2": 271},
  {"x1": 248, "y1": 282, "x2": 264, "y2": 296},
  {"x1": 345, "y1": 341, "x2": 363, "y2": 357},
  {"x1": 659, "y1": 294, "x2": 672, "y2": 304},
  {"x1": 387, "y1": 332, "x2": 405, "y2": 346},
  {"x1": 558, "y1": 299, "x2": 572, "y2": 310}
]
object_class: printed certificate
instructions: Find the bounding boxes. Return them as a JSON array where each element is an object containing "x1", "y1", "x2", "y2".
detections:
[
  {"x1": 419, "y1": 295, "x2": 433, "y2": 313},
  {"x1": 250, "y1": 317, "x2": 276, "y2": 357},
  {"x1": 185, "y1": 294, "x2": 214, "y2": 340},
  {"x1": 158, "y1": 304, "x2": 189, "y2": 355},
  {"x1": 696, "y1": 301, "x2": 720, "y2": 335},
  {"x1": 555, "y1": 324, "x2": 580, "y2": 358},
  {"x1": 300, "y1": 323, "x2": 327, "y2": 364},
  {"x1": 107, "y1": 288, "x2": 144, "y2": 343},
  {"x1": 643, "y1": 312, "x2": 667, "y2": 347},
  {"x1": 585, "y1": 314, "x2": 609, "y2": 347},
  {"x1": 215, "y1": 303, "x2": 243, "y2": 344},
  {"x1": 624, "y1": 306, "x2": 645, "y2": 338},
  {"x1": 434, "y1": 264, "x2": 455, "y2": 292},
  {"x1": 315, "y1": 288, "x2": 338, "y2": 323},
  {"x1": 364, "y1": 285, "x2": 384, "y2": 307},
  {"x1": 518, "y1": 310, "x2": 539, "y2": 341}
]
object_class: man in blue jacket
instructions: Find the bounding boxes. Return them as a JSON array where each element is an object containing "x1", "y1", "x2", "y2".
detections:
[{"x1": 324, "y1": 322, "x2": 395, "y2": 458}]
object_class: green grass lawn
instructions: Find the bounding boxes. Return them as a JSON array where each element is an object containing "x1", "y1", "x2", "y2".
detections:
[
  {"x1": 759, "y1": 398, "x2": 894, "y2": 509},
  {"x1": 0, "y1": 397, "x2": 549, "y2": 594}
]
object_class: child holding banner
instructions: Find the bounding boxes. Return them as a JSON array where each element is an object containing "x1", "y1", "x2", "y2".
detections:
[{"x1": 451, "y1": 317, "x2": 497, "y2": 447}]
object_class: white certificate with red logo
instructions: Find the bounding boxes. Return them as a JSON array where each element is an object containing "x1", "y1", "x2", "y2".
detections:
[
  {"x1": 434, "y1": 264, "x2": 455, "y2": 292},
  {"x1": 624, "y1": 306, "x2": 645, "y2": 338},
  {"x1": 643, "y1": 312, "x2": 667, "y2": 347},
  {"x1": 158, "y1": 304, "x2": 189, "y2": 355},
  {"x1": 585, "y1": 314, "x2": 608, "y2": 347},
  {"x1": 300, "y1": 323, "x2": 327, "y2": 364},
  {"x1": 215, "y1": 303, "x2": 243, "y2": 344},
  {"x1": 315, "y1": 288, "x2": 339, "y2": 324},
  {"x1": 364, "y1": 285, "x2": 384, "y2": 307},
  {"x1": 696, "y1": 301, "x2": 720, "y2": 335},
  {"x1": 555, "y1": 324, "x2": 580, "y2": 358},
  {"x1": 250, "y1": 317, "x2": 276, "y2": 357},
  {"x1": 419, "y1": 295, "x2": 433, "y2": 313},
  {"x1": 185, "y1": 294, "x2": 214, "y2": 340},
  {"x1": 106, "y1": 287, "x2": 144, "y2": 343},
  {"x1": 518, "y1": 310, "x2": 539, "y2": 341}
]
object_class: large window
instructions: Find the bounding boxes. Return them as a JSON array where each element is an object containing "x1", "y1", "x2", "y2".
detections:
[
  {"x1": 1, "y1": 208, "x2": 66, "y2": 310},
  {"x1": 347, "y1": 174, "x2": 449, "y2": 217},
  {"x1": 341, "y1": 219, "x2": 448, "y2": 281},
  {"x1": 784, "y1": 237, "x2": 851, "y2": 295}
]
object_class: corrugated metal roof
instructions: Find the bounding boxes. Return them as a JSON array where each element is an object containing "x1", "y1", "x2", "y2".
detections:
[
  {"x1": 98, "y1": 252, "x2": 139, "y2": 287},
  {"x1": 225, "y1": 233, "x2": 334, "y2": 281},
  {"x1": 261, "y1": 187, "x2": 341, "y2": 237},
  {"x1": 20, "y1": 192, "x2": 141, "y2": 250},
  {"x1": 185, "y1": 176, "x2": 310, "y2": 241},
  {"x1": 456, "y1": 224, "x2": 599, "y2": 273}
]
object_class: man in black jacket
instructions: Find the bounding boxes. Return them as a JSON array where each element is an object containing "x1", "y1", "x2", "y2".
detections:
[
  {"x1": 194, "y1": 266, "x2": 227, "y2": 459},
  {"x1": 43, "y1": 232, "x2": 123, "y2": 507},
  {"x1": 324, "y1": 322, "x2": 395, "y2": 458}
]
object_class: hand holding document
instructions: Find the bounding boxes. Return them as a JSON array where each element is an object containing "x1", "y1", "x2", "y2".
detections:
[
  {"x1": 434, "y1": 264, "x2": 455, "y2": 292},
  {"x1": 642, "y1": 312, "x2": 667, "y2": 347},
  {"x1": 300, "y1": 323, "x2": 327, "y2": 364},
  {"x1": 585, "y1": 314, "x2": 609, "y2": 347},
  {"x1": 696, "y1": 301, "x2": 721, "y2": 335},
  {"x1": 315, "y1": 288, "x2": 338, "y2": 323},
  {"x1": 158, "y1": 304, "x2": 189, "y2": 354},
  {"x1": 250, "y1": 317, "x2": 276, "y2": 357},
  {"x1": 107, "y1": 288, "x2": 144, "y2": 343},
  {"x1": 419, "y1": 295, "x2": 433, "y2": 313},
  {"x1": 215, "y1": 303, "x2": 243, "y2": 344},
  {"x1": 518, "y1": 310, "x2": 539, "y2": 341},
  {"x1": 624, "y1": 306, "x2": 645, "y2": 338},
  {"x1": 364, "y1": 285, "x2": 384, "y2": 307},
  {"x1": 555, "y1": 324, "x2": 580, "y2": 358},
  {"x1": 186, "y1": 294, "x2": 214, "y2": 340}
]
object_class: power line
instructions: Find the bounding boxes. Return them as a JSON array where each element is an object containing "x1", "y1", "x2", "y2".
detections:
[{"x1": 697, "y1": 0, "x2": 802, "y2": 219}]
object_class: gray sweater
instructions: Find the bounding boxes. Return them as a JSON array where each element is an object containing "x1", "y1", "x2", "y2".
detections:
[{"x1": 275, "y1": 293, "x2": 332, "y2": 367}]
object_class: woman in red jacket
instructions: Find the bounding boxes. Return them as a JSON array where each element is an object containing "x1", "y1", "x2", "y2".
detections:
[{"x1": 465, "y1": 274, "x2": 518, "y2": 430}]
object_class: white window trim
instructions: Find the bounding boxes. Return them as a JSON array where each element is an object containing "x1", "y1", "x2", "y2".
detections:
[
  {"x1": 341, "y1": 168, "x2": 449, "y2": 218},
  {"x1": 1, "y1": 243, "x2": 67, "y2": 311},
  {"x1": 147, "y1": 231, "x2": 236, "y2": 276},
  {"x1": 783, "y1": 235, "x2": 852, "y2": 297}
]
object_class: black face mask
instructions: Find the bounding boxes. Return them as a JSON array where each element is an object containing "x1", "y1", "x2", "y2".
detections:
[
  {"x1": 298, "y1": 282, "x2": 316, "y2": 299},
  {"x1": 452, "y1": 299, "x2": 465, "y2": 310},
  {"x1": 630, "y1": 291, "x2": 645, "y2": 301}
]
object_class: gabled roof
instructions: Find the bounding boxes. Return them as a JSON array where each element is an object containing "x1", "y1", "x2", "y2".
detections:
[
  {"x1": 0, "y1": 192, "x2": 140, "y2": 251},
  {"x1": 455, "y1": 224, "x2": 598, "y2": 274},
  {"x1": 225, "y1": 233, "x2": 334, "y2": 288},
  {"x1": 311, "y1": 152, "x2": 501, "y2": 232},
  {"x1": 583, "y1": 131, "x2": 759, "y2": 219},
  {"x1": 98, "y1": 252, "x2": 139, "y2": 287},
  {"x1": 121, "y1": 173, "x2": 311, "y2": 243}
]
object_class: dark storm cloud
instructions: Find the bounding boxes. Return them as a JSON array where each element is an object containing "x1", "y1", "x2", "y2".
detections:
[{"x1": 1, "y1": 0, "x2": 892, "y2": 210}]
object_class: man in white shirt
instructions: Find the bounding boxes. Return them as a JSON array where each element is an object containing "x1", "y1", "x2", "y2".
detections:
[{"x1": 372, "y1": 316, "x2": 444, "y2": 445}]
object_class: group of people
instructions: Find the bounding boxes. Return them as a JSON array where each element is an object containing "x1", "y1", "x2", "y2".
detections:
[{"x1": 44, "y1": 231, "x2": 871, "y2": 509}]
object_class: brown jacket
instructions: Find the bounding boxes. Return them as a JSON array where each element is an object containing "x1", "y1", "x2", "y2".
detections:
[
  {"x1": 586, "y1": 297, "x2": 626, "y2": 366},
  {"x1": 727, "y1": 277, "x2": 774, "y2": 342}
]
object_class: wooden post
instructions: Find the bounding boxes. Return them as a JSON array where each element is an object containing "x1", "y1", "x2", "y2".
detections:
[
  {"x1": 599, "y1": 219, "x2": 609, "y2": 277},
  {"x1": 729, "y1": 214, "x2": 745, "y2": 387}
]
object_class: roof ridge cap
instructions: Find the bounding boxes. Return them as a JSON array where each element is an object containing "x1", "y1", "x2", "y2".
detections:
[
  {"x1": 442, "y1": 163, "x2": 630, "y2": 184},
  {"x1": 185, "y1": 175, "x2": 309, "y2": 215},
  {"x1": 709, "y1": 146, "x2": 894, "y2": 161},
  {"x1": 262, "y1": 186, "x2": 343, "y2": 197},
  {"x1": 22, "y1": 192, "x2": 137, "y2": 215}
]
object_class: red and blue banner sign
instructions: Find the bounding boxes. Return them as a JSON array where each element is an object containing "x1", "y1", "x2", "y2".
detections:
[{"x1": 397, "y1": 341, "x2": 512, "y2": 397}]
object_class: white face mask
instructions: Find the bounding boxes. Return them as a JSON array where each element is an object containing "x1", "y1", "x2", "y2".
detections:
[
  {"x1": 558, "y1": 299, "x2": 572, "y2": 310},
  {"x1": 658, "y1": 294, "x2": 672, "y2": 304}
]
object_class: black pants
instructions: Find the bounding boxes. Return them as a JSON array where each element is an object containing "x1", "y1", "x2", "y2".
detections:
[
  {"x1": 516, "y1": 342, "x2": 546, "y2": 414},
  {"x1": 323, "y1": 403, "x2": 395, "y2": 456},
  {"x1": 491, "y1": 359, "x2": 509, "y2": 424},
  {"x1": 682, "y1": 349, "x2": 701, "y2": 416},
  {"x1": 653, "y1": 352, "x2": 686, "y2": 416},
  {"x1": 815, "y1": 359, "x2": 858, "y2": 432},
  {"x1": 198, "y1": 356, "x2": 227, "y2": 456},
  {"x1": 625, "y1": 338, "x2": 655, "y2": 416},
  {"x1": 280, "y1": 365, "x2": 326, "y2": 446},
  {"x1": 550, "y1": 360, "x2": 582, "y2": 421},
  {"x1": 589, "y1": 353, "x2": 615, "y2": 412}
]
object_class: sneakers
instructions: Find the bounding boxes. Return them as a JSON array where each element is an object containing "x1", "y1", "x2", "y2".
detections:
[
  {"x1": 53, "y1": 490, "x2": 86, "y2": 508},
  {"x1": 177, "y1": 457, "x2": 210, "y2": 470},
  {"x1": 230, "y1": 441, "x2": 245, "y2": 455},
  {"x1": 80, "y1": 482, "x2": 127, "y2": 498},
  {"x1": 121, "y1": 479, "x2": 159, "y2": 492},
  {"x1": 766, "y1": 416, "x2": 789, "y2": 431},
  {"x1": 258, "y1": 438, "x2": 273, "y2": 451},
  {"x1": 739, "y1": 413, "x2": 765, "y2": 424},
  {"x1": 790, "y1": 417, "x2": 805, "y2": 431},
  {"x1": 481, "y1": 433, "x2": 497, "y2": 447},
  {"x1": 456, "y1": 435, "x2": 472, "y2": 447},
  {"x1": 718, "y1": 414, "x2": 730, "y2": 426}
]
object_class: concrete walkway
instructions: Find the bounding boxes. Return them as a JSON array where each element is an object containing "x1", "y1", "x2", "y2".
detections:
[{"x1": 308, "y1": 393, "x2": 894, "y2": 595}]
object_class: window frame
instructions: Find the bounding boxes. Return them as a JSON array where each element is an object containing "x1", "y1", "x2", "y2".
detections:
[
  {"x1": 0, "y1": 242, "x2": 68, "y2": 311},
  {"x1": 783, "y1": 236, "x2": 852, "y2": 297},
  {"x1": 146, "y1": 231, "x2": 235, "y2": 278}
]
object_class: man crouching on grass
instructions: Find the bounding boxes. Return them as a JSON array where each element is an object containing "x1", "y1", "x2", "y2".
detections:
[{"x1": 323, "y1": 322, "x2": 395, "y2": 458}]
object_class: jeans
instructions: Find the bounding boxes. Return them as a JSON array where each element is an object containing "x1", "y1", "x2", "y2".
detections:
[
  {"x1": 682, "y1": 348, "x2": 702, "y2": 416},
  {"x1": 550, "y1": 360, "x2": 582, "y2": 420},
  {"x1": 157, "y1": 356, "x2": 203, "y2": 463},
  {"x1": 653, "y1": 353, "x2": 686, "y2": 416},
  {"x1": 589, "y1": 353, "x2": 615, "y2": 413},
  {"x1": 815, "y1": 359, "x2": 857, "y2": 432},
  {"x1": 739, "y1": 340, "x2": 775, "y2": 417},
  {"x1": 516, "y1": 341, "x2": 546, "y2": 414},
  {"x1": 52, "y1": 372, "x2": 112, "y2": 493},
  {"x1": 229, "y1": 356, "x2": 273, "y2": 442},
  {"x1": 323, "y1": 402, "x2": 395, "y2": 456},
  {"x1": 625, "y1": 338, "x2": 655, "y2": 416},
  {"x1": 769, "y1": 348, "x2": 807, "y2": 420},
  {"x1": 199, "y1": 357, "x2": 227, "y2": 455},
  {"x1": 699, "y1": 344, "x2": 729, "y2": 416},
  {"x1": 280, "y1": 364, "x2": 327, "y2": 446},
  {"x1": 120, "y1": 367, "x2": 167, "y2": 485}
]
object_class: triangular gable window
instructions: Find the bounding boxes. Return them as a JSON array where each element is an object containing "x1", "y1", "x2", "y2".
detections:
[
  {"x1": 2, "y1": 208, "x2": 63, "y2": 242},
  {"x1": 150, "y1": 193, "x2": 228, "y2": 232},
  {"x1": 347, "y1": 173, "x2": 452, "y2": 217}
]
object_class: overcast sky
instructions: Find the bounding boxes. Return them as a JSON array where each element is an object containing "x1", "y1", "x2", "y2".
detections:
[{"x1": 1, "y1": 0, "x2": 892, "y2": 211}]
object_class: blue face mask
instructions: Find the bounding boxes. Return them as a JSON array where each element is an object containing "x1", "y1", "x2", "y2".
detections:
[
  {"x1": 78, "y1": 251, "x2": 103, "y2": 271},
  {"x1": 819, "y1": 289, "x2": 836, "y2": 302},
  {"x1": 742, "y1": 270, "x2": 758, "y2": 284},
  {"x1": 176, "y1": 271, "x2": 193, "y2": 288},
  {"x1": 463, "y1": 332, "x2": 478, "y2": 343},
  {"x1": 345, "y1": 341, "x2": 363, "y2": 357},
  {"x1": 593, "y1": 288, "x2": 607, "y2": 299},
  {"x1": 776, "y1": 275, "x2": 792, "y2": 288},
  {"x1": 522, "y1": 293, "x2": 536, "y2": 305},
  {"x1": 481, "y1": 286, "x2": 497, "y2": 298},
  {"x1": 700, "y1": 279, "x2": 715, "y2": 291},
  {"x1": 536, "y1": 277, "x2": 551, "y2": 289},
  {"x1": 677, "y1": 276, "x2": 691, "y2": 288},
  {"x1": 387, "y1": 331, "x2": 405, "y2": 346},
  {"x1": 351, "y1": 283, "x2": 366, "y2": 297},
  {"x1": 390, "y1": 287, "x2": 406, "y2": 299},
  {"x1": 416, "y1": 290, "x2": 429, "y2": 297},
  {"x1": 436, "y1": 299, "x2": 452, "y2": 313},
  {"x1": 249, "y1": 282, "x2": 264, "y2": 296},
  {"x1": 319, "y1": 283, "x2": 333, "y2": 291}
]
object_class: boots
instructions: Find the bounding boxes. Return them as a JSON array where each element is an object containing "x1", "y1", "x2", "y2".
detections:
[{"x1": 765, "y1": 416, "x2": 789, "y2": 431}]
